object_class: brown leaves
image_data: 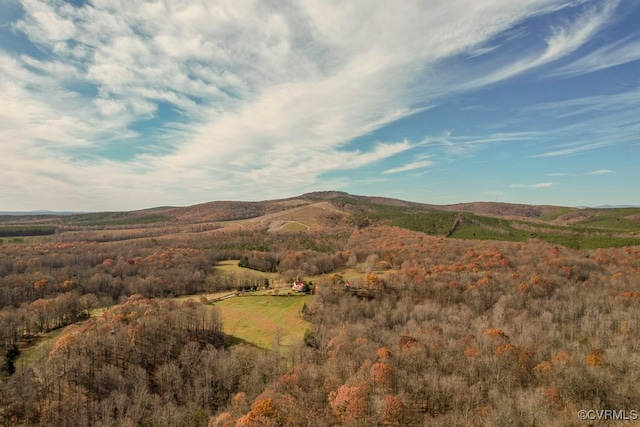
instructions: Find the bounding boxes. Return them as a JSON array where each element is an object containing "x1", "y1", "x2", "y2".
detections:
[
  {"x1": 364, "y1": 273, "x2": 381, "y2": 289},
  {"x1": 494, "y1": 344, "x2": 518, "y2": 358},
  {"x1": 398, "y1": 335, "x2": 419, "y2": 351},
  {"x1": 48, "y1": 331, "x2": 78, "y2": 360},
  {"x1": 377, "y1": 347, "x2": 392, "y2": 360},
  {"x1": 551, "y1": 351, "x2": 572, "y2": 366},
  {"x1": 370, "y1": 362, "x2": 394, "y2": 389},
  {"x1": 477, "y1": 276, "x2": 492, "y2": 287},
  {"x1": 586, "y1": 349, "x2": 606, "y2": 368},
  {"x1": 328, "y1": 382, "x2": 370, "y2": 424},
  {"x1": 235, "y1": 398, "x2": 280, "y2": 427},
  {"x1": 485, "y1": 328, "x2": 508, "y2": 339},
  {"x1": 533, "y1": 361, "x2": 553, "y2": 378},
  {"x1": 464, "y1": 347, "x2": 481, "y2": 359},
  {"x1": 543, "y1": 387, "x2": 563, "y2": 408},
  {"x1": 33, "y1": 278, "x2": 49, "y2": 290},
  {"x1": 380, "y1": 395, "x2": 409, "y2": 426}
]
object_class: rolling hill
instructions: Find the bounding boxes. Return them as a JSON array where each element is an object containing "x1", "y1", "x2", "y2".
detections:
[{"x1": 1, "y1": 191, "x2": 639, "y2": 249}]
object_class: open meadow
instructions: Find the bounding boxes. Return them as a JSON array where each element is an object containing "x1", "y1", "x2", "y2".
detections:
[{"x1": 215, "y1": 294, "x2": 312, "y2": 350}]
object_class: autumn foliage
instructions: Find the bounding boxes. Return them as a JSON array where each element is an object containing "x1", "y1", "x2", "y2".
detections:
[
  {"x1": 2, "y1": 220, "x2": 640, "y2": 426},
  {"x1": 328, "y1": 382, "x2": 370, "y2": 425}
]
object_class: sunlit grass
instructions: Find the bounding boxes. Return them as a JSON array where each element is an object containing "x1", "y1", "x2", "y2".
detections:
[
  {"x1": 214, "y1": 260, "x2": 281, "y2": 281},
  {"x1": 280, "y1": 221, "x2": 308, "y2": 232},
  {"x1": 215, "y1": 295, "x2": 312, "y2": 350}
]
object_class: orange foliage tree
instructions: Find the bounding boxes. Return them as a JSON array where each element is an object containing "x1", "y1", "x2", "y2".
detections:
[
  {"x1": 235, "y1": 398, "x2": 280, "y2": 427},
  {"x1": 586, "y1": 349, "x2": 606, "y2": 368},
  {"x1": 370, "y1": 362, "x2": 394, "y2": 392},
  {"x1": 380, "y1": 395, "x2": 409, "y2": 426},
  {"x1": 328, "y1": 382, "x2": 370, "y2": 425}
]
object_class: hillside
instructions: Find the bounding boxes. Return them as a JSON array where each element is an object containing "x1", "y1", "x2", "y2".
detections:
[
  {"x1": 1, "y1": 192, "x2": 639, "y2": 249},
  {"x1": 310, "y1": 193, "x2": 640, "y2": 249}
]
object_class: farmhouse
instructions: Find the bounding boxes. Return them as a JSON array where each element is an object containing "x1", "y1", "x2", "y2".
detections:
[{"x1": 291, "y1": 279, "x2": 308, "y2": 292}]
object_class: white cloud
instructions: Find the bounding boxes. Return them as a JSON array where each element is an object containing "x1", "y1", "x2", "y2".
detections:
[
  {"x1": 539, "y1": 0, "x2": 618, "y2": 63},
  {"x1": 510, "y1": 182, "x2": 554, "y2": 188},
  {"x1": 383, "y1": 160, "x2": 435, "y2": 175},
  {"x1": 0, "y1": 0, "x2": 617, "y2": 209},
  {"x1": 586, "y1": 169, "x2": 613, "y2": 175},
  {"x1": 462, "y1": 0, "x2": 618, "y2": 88},
  {"x1": 551, "y1": 36, "x2": 640, "y2": 77},
  {"x1": 525, "y1": 87, "x2": 640, "y2": 117},
  {"x1": 526, "y1": 85, "x2": 640, "y2": 158},
  {"x1": 546, "y1": 172, "x2": 571, "y2": 176}
]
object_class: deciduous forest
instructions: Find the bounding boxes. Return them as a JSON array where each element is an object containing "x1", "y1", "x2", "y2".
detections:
[{"x1": 1, "y1": 193, "x2": 639, "y2": 426}]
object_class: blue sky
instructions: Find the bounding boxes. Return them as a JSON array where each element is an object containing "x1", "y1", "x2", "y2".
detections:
[{"x1": 1, "y1": 0, "x2": 639, "y2": 211}]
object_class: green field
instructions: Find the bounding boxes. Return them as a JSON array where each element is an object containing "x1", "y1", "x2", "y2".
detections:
[
  {"x1": 280, "y1": 221, "x2": 308, "y2": 232},
  {"x1": 14, "y1": 327, "x2": 68, "y2": 367},
  {"x1": 573, "y1": 208, "x2": 640, "y2": 231},
  {"x1": 346, "y1": 201, "x2": 640, "y2": 249},
  {"x1": 214, "y1": 295, "x2": 312, "y2": 350},
  {"x1": 213, "y1": 260, "x2": 282, "y2": 282}
]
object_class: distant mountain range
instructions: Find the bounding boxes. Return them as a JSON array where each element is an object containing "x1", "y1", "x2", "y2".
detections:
[
  {"x1": 0, "y1": 210, "x2": 84, "y2": 216},
  {"x1": 578, "y1": 205, "x2": 639, "y2": 209}
]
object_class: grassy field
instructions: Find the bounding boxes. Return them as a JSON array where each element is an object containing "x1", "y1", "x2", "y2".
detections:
[
  {"x1": 214, "y1": 295, "x2": 312, "y2": 350},
  {"x1": 214, "y1": 260, "x2": 283, "y2": 283},
  {"x1": 573, "y1": 208, "x2": 640, "y2": 231},
  {"x1": 17, "y1": 291, "x2": 310, "y2": 368},
  {"x1": 15, "y1": 326, "x2": 70, "y2": 367},
  {"x1": 280, "y1": 221, "x2": 308, "y2": 232}
]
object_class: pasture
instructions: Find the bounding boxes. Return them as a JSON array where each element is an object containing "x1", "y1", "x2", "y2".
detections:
[{"x1": 214, "y1": 294, "x2": 312, "y2": 350}]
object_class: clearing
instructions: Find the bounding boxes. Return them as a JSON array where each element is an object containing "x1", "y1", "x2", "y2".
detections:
[{"x1": 214, "y1": 294, "x2": 311, "y2": 350}]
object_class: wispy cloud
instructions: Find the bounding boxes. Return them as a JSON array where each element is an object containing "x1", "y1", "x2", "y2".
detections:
[
  {"x1": 551, "y1": 36, "x2": 640, "y2": 77},
  {"x1": 510, "y1": 182, "x2": 554, "y2": 188},
  {"x1": 383, "y1": 160, "x2": 435, "y2": 175},
  {"x1": 546, "y1": 172, "x2": 571, "y2": 176},
  {"x1": 528, "y1": 86, "x2": 640, "y2": 158},
  {"x1": 419, "y1": 130, "x2": 541, "y2": 158},
  {"x1": 462, "y1": 0, "x2": 618, "y2": 88},
  {"x1": 525, "y1": 87, "x2": 640, "y2": 118},
  {"x1": 586, "y1": 169, "x2": 613, "y2": 175}
]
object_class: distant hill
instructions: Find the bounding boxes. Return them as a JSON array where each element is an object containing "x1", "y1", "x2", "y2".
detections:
[
  {"x1": 293, "y1": 192, "x2": 640, "y2": 249},
  {"x1": 0, "y1": 210, "x2": 82, "y2": 216},
  {"x1": 1, "y1": 191, "x2": 639, "y2": 249},
  {"x1": 301, "y1": 192, "x2": 563, "y2": 219},
  {"x1": 578, "y1": 205, "x2": 640, "y2": 209},
  {"x1": 146, "y1": 197, "x2": 312, "y2": 223}
]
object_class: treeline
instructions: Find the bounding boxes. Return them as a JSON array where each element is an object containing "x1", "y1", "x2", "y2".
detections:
[
  {"x1": 0, "y1": 240, "x2": 218, "y2": 308},
  {"x1": 0, "y1": 226, "x2": 56, "y2": 238},
  {"x1": 238, "y1": 250, "x2": 348, "y2": 279}
]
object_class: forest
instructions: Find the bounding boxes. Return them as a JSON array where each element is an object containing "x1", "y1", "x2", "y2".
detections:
[{"x1": 1, "y1": 194, "x2": 640, "y2": 426}]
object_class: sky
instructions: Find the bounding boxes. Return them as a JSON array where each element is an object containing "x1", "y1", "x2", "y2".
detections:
[{"x1": 1, "y1": 0, "x2": 639, "y2": 211}]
